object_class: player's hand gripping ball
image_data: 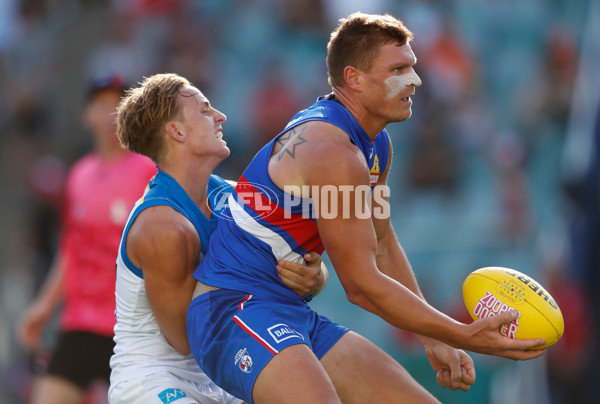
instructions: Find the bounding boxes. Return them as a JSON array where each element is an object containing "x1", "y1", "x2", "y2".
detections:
[{"x1": 463, "y1": 267, "x2": 564, "y2": 349}]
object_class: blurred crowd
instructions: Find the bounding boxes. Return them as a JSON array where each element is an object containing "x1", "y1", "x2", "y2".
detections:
[{"x1": 0, "y1": 0, "x2": 598, "y2": 403}]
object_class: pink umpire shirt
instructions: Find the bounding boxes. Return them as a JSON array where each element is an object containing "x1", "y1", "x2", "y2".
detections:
[{"x1": 59, "y1": 151, "x2": 157, "y2": 336}]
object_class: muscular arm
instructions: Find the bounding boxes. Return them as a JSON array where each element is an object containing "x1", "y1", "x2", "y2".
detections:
[
  {"x1": 314, "y1": 159, "x2": 462, "y2": 340},
  {"x1": 372, "y1": 142, "x2": 424, "y2": 298},
  {"x1": 127, "y1": 206, "x2": 199, "y2": 355},
  {"x1": 271, "y1": 122, "x2": 544, "y2": 360},
  {"x1": 371, "y1": 140, "x2": 480, "y2": 389},
  {"x1": 372, "y1": 141, "x2": 446, "y2": 339},
  {"x1": 273, "y1": 123, "x2": 456, "y2": 335}
]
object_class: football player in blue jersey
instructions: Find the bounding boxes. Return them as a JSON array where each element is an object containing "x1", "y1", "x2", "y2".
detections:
[{"x1": 187, "y1": 12, "x2": 547, "y2": 404}]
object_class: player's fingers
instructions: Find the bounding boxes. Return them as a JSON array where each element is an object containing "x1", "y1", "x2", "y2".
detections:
[
  {"x1": 485, "y1": 310, "x2": 545, "y2": 348},
  {"x1": 504, "y1": 347, "x2": 546, "y2": 361},
  {"x1": 277, "y1": 260, "x2": 306, "y2": 276},
  {"x1": 458, "y1": 366, "x2": 475, "y2": 391},
  {"x1": 457, "y1": 382, "x2": 472, "y2": 391},
  {"x1": 494, "y1": 331, "x2": 546, "y2": 351},
  {"x1": 436, "y1": 369, "x2": 451, "y2": 389},
  {"x1": 488, "y1": 309, "x2": 520, "y2": 328},
  {"x1": 516, "y1": 338, "x2": 546, "y2": 350},
  {"x1": 278, "y1": 263, "x2": 318, "y2": 293},
  {"x1": 438, "y1": 370, "x2": 465, "y2": 391},
  {"x1": 459, "y1": 352, "x2": 476, "y2": 384},
  {"x1": 519, "y1": 338, "x2": 546, "y2": 351},
  {"x1": 448, "y1": 351, "x2": 463, "y2": 389},
  {"x1": 460, "y1": 364, "x2": 476, "y2": 386},
  {"x1": 276, "y1": 264, "x2": 301, "y2": 283},
  {"x1": 277, "y1": 269, "x2": 308, "y2": 295},
  {"x1": 437, "y1": 369, "x2": 471, "y2": 391},
  {"x1": 303, "y1": 252, "x2": 322, "y2": 266}
]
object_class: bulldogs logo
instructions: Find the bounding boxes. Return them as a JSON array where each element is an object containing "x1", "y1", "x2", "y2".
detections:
[{"x1": 234, "y1": 348, "x2": 253, "y2": 373}]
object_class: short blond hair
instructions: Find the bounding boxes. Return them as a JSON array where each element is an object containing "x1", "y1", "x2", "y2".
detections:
[
  {"x1": 116, "y1": 73, "x2": 190, "y2": 163},
  {"x1": 326, "y1": 12, "x2": 414, "y2": 88}
]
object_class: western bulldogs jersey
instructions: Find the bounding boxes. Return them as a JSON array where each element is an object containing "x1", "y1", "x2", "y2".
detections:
[
  {"x1": 194, "y1": 96, "x2": 390, "y2": 303},
  {"x1": 110, "y1": 169, "x2": 237, "y2": 403}
]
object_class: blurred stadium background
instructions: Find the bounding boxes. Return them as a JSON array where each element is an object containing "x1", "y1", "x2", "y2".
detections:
[{"x1": 0, "y1": 0, "x2": 598, "y2": 403}]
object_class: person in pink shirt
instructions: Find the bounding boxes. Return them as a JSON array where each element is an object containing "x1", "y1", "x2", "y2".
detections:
[{"x1": 17, "y1": 73, "x2": 158, "y2": 404}]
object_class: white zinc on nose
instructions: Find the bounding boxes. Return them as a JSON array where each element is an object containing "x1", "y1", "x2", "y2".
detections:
[{"x1": 384, "y1": 69, "x2": 422, "y2": 99}]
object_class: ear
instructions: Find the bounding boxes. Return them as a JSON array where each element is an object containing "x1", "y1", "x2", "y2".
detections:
[
  {"x1": 343, "y1": 66, "x2": 362, "y2": 90},
  {"x1": 165, "y1": 122, "x2": 184, "y2": 143}
]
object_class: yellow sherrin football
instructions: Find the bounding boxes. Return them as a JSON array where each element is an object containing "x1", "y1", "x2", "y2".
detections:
[{"x1": 462, "y1": 267, "x2": 564, "y2": 349}]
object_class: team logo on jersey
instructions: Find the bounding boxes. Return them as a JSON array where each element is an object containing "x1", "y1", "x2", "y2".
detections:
[
  {"x1": 235, "y1": 348, "x2": 253, "y2": 373},
  {"x1": 157, "y1": 388, "x2": 187, "y2": 404},
  {"x1": 370, "y1": 155, "x2": 380, "y2": 186},
  {"x1": 268, "y1": 323, "x2": 304, "y2": 344}
]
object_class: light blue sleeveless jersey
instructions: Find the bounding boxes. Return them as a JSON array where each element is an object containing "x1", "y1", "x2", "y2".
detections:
[{"x1": 119, "y1": 169, "x2": 233, "y2": 278}]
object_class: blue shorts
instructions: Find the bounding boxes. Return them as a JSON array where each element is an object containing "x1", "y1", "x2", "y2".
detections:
[{"x1": 186, "y1": 288, "x2": 349, "y2": 404}]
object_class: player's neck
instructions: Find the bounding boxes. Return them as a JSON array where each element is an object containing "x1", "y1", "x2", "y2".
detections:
[
  {"x1": 158, "y1": 157, "x2": 214, "y2": 209},
  {"x1": 332, "y1": 88, "x2": 387, "y2": 139}
]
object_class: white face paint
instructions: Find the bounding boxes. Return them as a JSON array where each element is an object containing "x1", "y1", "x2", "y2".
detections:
[{"x1": 384, "y1": 69, "x2": 422, "y2": 100}]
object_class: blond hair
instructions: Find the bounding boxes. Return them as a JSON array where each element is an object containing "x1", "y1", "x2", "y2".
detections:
[{"x1": 117, "y1": 73, "x2": 190, "y2": 163}]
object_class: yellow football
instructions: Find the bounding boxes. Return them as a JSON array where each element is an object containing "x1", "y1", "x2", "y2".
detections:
[{"x1": 462, "y1": 267, "x2": 564, "y2": 349}]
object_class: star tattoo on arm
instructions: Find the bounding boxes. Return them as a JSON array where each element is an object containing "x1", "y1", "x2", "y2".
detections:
[{"x1": 275, "y1": 126, "x2": 307, "y2": 161}]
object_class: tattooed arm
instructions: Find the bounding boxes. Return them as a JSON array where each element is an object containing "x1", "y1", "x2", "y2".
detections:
[
  {"x1": 269, "y1": 122, "x2": 351, "y2": 192},
  {"x1": 273, "y1": 126, "x2": 308, "y2": 162}
]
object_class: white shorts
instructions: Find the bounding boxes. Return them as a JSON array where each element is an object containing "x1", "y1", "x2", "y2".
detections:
[{"x1": 108, "y1": 370, "x2": 244, "y2": 404}]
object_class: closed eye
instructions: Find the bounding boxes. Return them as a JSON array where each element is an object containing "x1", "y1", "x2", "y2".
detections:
[{"x1": 200, "y1": 101, "x2": 212, "y2": 113}]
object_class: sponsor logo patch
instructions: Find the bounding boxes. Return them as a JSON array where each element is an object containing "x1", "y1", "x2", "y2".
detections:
[
  {"x1": 268, "y1": 323, "x2": 304, "y2": 344},
  {"x1": 235, "y1": 348, "x2": 253, "y2": 373},
  {"x1": 370, "y1": 154, "x2": 380, "y2": 186},
  {"x1": 157, "y1": 388, "x2": 187, "y2": 404}
]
